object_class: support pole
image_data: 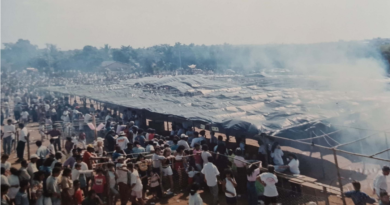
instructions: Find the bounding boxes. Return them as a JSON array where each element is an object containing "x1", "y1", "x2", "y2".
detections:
[
  {"x1": 27, "y1": 132, "x2": 31, "y2": 160},
  {"x1": 385, "y1": 132, "x2": 390, "y2": 159},
  {"x1": 93, "y1": 114, "x2": 97, "y2": 141},
  {"x1": 332, "y1": 148, "x2": 347, "y2": 205}
]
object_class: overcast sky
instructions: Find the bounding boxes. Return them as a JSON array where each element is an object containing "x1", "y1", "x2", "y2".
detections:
[{"x1": 2, "y1": 0, "x2": 390, "y2": 50}]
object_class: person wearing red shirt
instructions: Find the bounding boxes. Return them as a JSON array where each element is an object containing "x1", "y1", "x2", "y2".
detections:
[
  {"x1": 83, "y1": 145, "x2": 103, "y2": 169},
  {"x1": 73, "y1": 180, "x2": 84, "y2": 205},
  {"x1": 92, "y1": 169, "x2": 107, "y2": 199}
]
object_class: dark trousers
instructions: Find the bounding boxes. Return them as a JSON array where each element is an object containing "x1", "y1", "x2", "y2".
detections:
[
  {"x1": 17, "y1": 141, "x2": 26, "y2": 160},
  {"x1": 53, "y1": 138, "x2": 61, "y2": 152},
  {"x1": 258, "y1": 153, "x2": 268, "y2": 168},
  {"x1": 236, "y1": 167, "x2": 247, "y2": 195}
]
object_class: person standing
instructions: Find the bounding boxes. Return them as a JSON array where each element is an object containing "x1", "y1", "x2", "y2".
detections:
[
  {"x1": 16, "y1": 123, "x2": 28, "y2": 163},
  {"x1": 189, "y1": 183, "x2": 203, "y2": 205},
  {"x1": 2, "y1": 119, "x2": 15, "y2": 156},
  {"x1": 46, "y1": 167, "x2": 62, "y2": 205},
  {"x1": 246, "y1": 162, "x2": 261, "y2": 205},
  {"x1": 45, "y1": 125, "x2": 62, "y2": 152},
  {"x1": 344, "y1": 181, "x2": 376, "y2": 205},
  {"x1": 259, "y1": 165, "x2": 279, "y2": 205},
  {"x1": 223, "y1": 169, "x2": 238, "y2": 205},
  {"x1": 201, "y1": 157, "x2": 220, "y2": 205},
  {"x1": 374, "y1": 166, "x2": 390, "y2": 197},
  {"x1": 15, "y1": 180, "x2": 30, "y2": 205}
]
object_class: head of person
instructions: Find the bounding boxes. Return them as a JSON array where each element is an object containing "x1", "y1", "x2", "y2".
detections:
[
  {"x1": 35, "y1": 140, "x2": 42, "y2": 147},
  {"x1": 34, "y1": 171, "x2": 45, "y2": 181},
  {"x1": 351, "y1": 181, "x2": 361, "y2": 191},
  {"x1": 49, "y1": 139, "x2": 55, "y2": 144},
  {"x1": 54, "y1": 162, "x2": 62, "y2": 169},
  {"x1": 246, "y1": 164, "x2": 258, "y2": 177},
  {"x1": 107, "y1": 163, "x2": 115, "y2": 171},
  {"x1": 75, "y1": 163, "x2": 82, "y2": 170},
  {"x1": 225, "y1": 168, "x2": 233, "y2": 179},
  {"x1": 97, "y1": 141, "x2": 103, "y2": 147},
  {"x1": 87, "y1": 145, "x2": 94, "y2": 153},
  {"x1": 177, "y1": 145, "x2": 185, "y2": 154},
  {"x1": 216, "y1": 143, "x2": 227, "y2": 154},
  {"x1": 96, "y1": 168, "x2": 103, "y2": 175},
  {"x1": 155, "y1": 147, "x2": 162, "y2": 155},
  {"x1": 189, "y1": 183, "x2": 200, "y2": 196},
  {"x1": 21, "y1": 160, "x2": 28, "y2": 168},
  {"x1": 87, "y1": 190, "x2": 96, "y2": 199},
  {"x1": 383, "y1": 166, "x2": 390, "y2": 176},
  {"x1": 55, "y1": 152, "x2": 62, "y2": 160},
  {"x1": 62, "y1": 168, "x2": 72, "y2": 177},
  {"x1": 218, "y1": 135, "x2": 223, "y2": 141},
  {"x1": 1, "y1": 184, "x2": 9, "y2": 196},
  {"x1": 199, "y1": 130, "x2": 206, "y2": 136},
  {"x1": 79, "y1": 132, "x2": 86, "y2": 139},
  {"x1": 75, "y1": 155, "x2": 83, "y2": 163},
  {"x1": 74, "y1": 180, "x2": 80, "y2": 190},
  {"x1": 193, "y1": 132, "x2": 199, "y2": 138},
  {"x1": 43, "y1": 158, "x2": 55, "y2": 167},
  {"x1": 163, "y1": 148, "x2": 171, "y2": 157},
  {"x1": 127, "y1": 163, "x2": 134, "y2": 172},
  {"x1": 66, "y1": 137, "x2": 72, "y2": 142},
  {"x1": 19, "y1": 123, "x2": 24, "y2": 129},
  {"x1": 173, "y1": 136, "x2": 179, "y2": 145},
  {"x1": 267, "y1": 165, "x2": 275, "y2": 174},
  {"x1": 210, "y1": 131, "x2": 215, "y2": 136},
  {"x1": 148, "y1": 141, "x2": 154, "y2": 146},
  {"x1": 10, "y1": 167, "x2": 20, "y2": 176},
  {"x1": 137, "y1": 129, "x2": 144, "y2": 136},
  {"x1": 1, "y1": 154, "x2": 9, "y2": 162},
  {"x1": 137, "y1": 154, "x2": 145, "y2": 161},
  {"x1": 72, "y1": 149, "x2": 79, "y2": 156},
  {"x1": 381, "y1": 192, "x2": 390, "y2": 203},
  {"x1": 288, "y1": 154, "x2": 297, "y2": 161},
  {"x1": 207, "y1": 156, "x2": 214, "y2": 163},
  {"x1": 194, "y1": 143, "x2": 200, "y2": 151},
  {"x1": 7, "y1": 119, "x2": 12, "y2": 125},
  {"x1": 202, "y1": 144, "x2": 209, "y2": 151},
  {"x1": 134, "y1": 141, "x2": 140, "y2": 148}
]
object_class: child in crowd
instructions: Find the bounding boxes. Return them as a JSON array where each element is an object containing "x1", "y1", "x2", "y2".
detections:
[
  {"x1": 187, "y1": 166, "x2": 199, "y2": 188},
  {"x1": 73, "y1": 180, "x2": 84, "y2": 205},
  {"x1": 129, "y1": 163, "x2": 144, "y2": 205},
  {"x1": 92, "y1": 168, "x2": 106, "y2": 199},
  {"x1": 149, "y1": 170, "x2": 163, "y2": 201},
  {"x1": 1, "y1": 154, "x2": 11, "y2": 172},
  {"x1": 223, "y1": 169, "x2": 237, "y2": 205}
]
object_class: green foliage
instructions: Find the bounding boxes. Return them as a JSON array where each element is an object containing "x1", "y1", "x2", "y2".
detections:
[{"x1": 2, "y1": 39, "x2": 389, "y2": 74}]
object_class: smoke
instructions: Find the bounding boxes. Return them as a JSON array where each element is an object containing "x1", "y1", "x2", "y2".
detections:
[{"x1": 244, "y1": 41, "x2": 390, "y2": 155}]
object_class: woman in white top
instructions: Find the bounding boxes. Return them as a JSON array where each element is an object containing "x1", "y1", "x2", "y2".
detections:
[
  {"x1": 174, "y1": 145, "x2": 187, "y2": 191},
  {"x1": 189, "y1": 183, "x2": 203, "y2": 205},
  {"x1": 223, "y1": 169, "x2": 237, "y2": 205},
  {"x1": 270, "y1": 142, "x2": 284, "y2": 166}
]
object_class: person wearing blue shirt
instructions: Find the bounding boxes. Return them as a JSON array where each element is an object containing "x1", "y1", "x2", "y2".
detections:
[
  {"x1": 344, "y1": 181, "x2": 376, "y2": 205},
  {"x1": 132, "y1": 142, "x2": 146, "y2": 158},
  {"x1": 134, "y1": 129, "x2": 146, "y2": 147},
  {"x1": 112, "y1": 146, "x2": 124, "y2": 162}
]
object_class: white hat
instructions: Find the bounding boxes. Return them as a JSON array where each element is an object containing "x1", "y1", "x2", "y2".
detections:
[
  {"x1": 180, "y1": 134, "x2": 188, "y2": 139},
  {"x1": 30, "y1": 154, "x2": 39, "y2": 159},
  {"x1": 119, "y1": 131, "x2": 126, "y2": 136}
]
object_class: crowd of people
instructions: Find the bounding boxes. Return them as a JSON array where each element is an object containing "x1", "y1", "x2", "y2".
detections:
[{"x1": 1, "y1": 72, "x2": 390, "y2": 205}]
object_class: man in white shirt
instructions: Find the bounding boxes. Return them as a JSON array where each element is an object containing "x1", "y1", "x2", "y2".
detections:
[
  {"x1": 2, "y1": 119, "x2": 15, "y2": 155},
  {"x1": 201, "y1": 157, "x2": 220, "y2": 205},
  {"x1": 374, "y1": 166, "x2": 390, "y2": 197},
  {"x1": 151, "y1": 147, "x2": 166, "y2": 173},
  {"x1": 116, "y1": 132, "x2": 130, "y2": 150},
  {"x1": 16, "y1": 123, "x2": 28, "y2": 163},
  {"x1": 177, "y1": 134, "x2": 190, "y2": 150},
  {"x1": 47, "y1": 167, "x2": 61, "y2": 205},
  {"x1": 27, "y1": 154, "x2": 39, "y2": 179},
  {"x1": 258, "y1": 165, "x2": 279, "y2": 205}
]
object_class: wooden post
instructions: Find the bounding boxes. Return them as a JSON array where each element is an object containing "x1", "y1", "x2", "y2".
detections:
[
  {"x1": 332, "y1": 148, "x2": 347, "y2": 205},
  {"x1": 93, "y1": 115, "x2": 97, "y2": 141},
  {"x1": 323, "y1": 187, "x2": 330, "y2": 205},
  {"x1": 26, "y1": 132, "x2": 31, "y2": 160},
  {"x1": 385, "y1": 132, "x2": 390, "y2": 159}
]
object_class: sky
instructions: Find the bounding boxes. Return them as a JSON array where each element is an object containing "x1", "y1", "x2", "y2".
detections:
[{"x1": 1, "y1": 0, "x2": 390, "y2": 50}]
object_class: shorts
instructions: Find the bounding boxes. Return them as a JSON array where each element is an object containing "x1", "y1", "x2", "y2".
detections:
[
  {"x1": 264, "y1": 196, "x2": 277, "y2": 205},
  {"x1": 174, "y1": 161, "x2": 184, "y2": 170},
  {"x1": 226, "y1": 196, "x2": 237, "y2": 204},
  {"x1": 131, "y1": 190, "x2": 143, "y2": 199},
  {"x1": 162, "y1": 166, "x2": 173, "y2": 176}
]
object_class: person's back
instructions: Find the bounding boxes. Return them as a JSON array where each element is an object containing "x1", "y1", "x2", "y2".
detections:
[{"x1": 345, "y1": 181, "x2": 376, "y2": 205}]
